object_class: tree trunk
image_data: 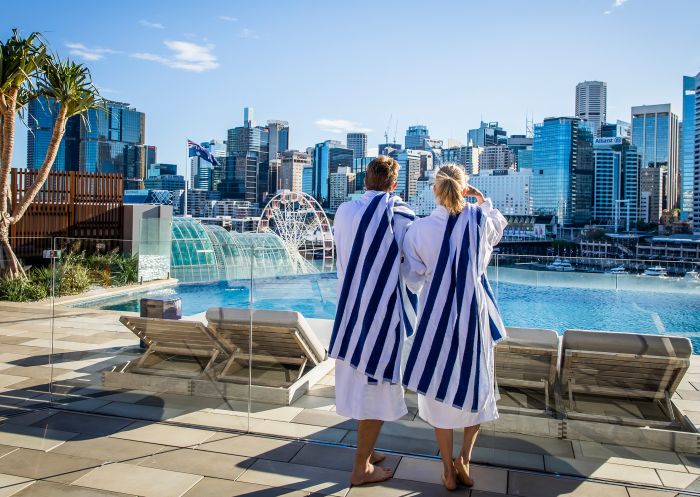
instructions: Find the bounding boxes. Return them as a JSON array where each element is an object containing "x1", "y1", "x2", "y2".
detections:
[
  {"x1": 0, "y1": 87, "x2": 19, "y2": 217},
  {"x1": 0, "y1": 216, "x2": 24, "y2": 278},
  {"x1": 11, "y1": 109, "x2": 67, "y2": 223}
]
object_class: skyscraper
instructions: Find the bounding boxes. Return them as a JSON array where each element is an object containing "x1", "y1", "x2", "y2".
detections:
[
  {"x1": 346, "y1": 132, "x2": 368, "y2": 159},
  {"x1": 681, "y1": 76, "x2": 697, "y2": 221},
  {"x1": 479, "y1": 144, "x2": 516, "y2": 171},
  {"x1": 329, "y1": 167, "x2": 356, "y2": 209},
  {"x1": 467, "y1": 122, "x2": 507, "y2": 147},
  {"x1": 532, "y1": 117, "x2": 595, "y2": 225},
  {"x1": 631, "y1": 104, "x2": 680, "y2": 211},
  {"x1": 312, "y1": 140, "x2": 352, "y2": 206},
  {"x1": 592, "y1": 136, "x2": 641, "y2": 226},
  {"x1": 267, "y1": 120, "x2": 290, "y2": 159},
  {"x1": 279, "y1": 150, "x2": 312, "y2": 192},
  {"x1": 405, "y1": 125, "x2": 430, "y2": 150},
  {"x1": 694, "y1": 72, "x2": 700, "y2": 233},
  {"x1": 507, "y1": 135, "x2": 534, "y2": 170},
  {"x1": 190, "y1": 139, "x2": 225, "y2": 190},
  {"x1": 28, "y1": 98, "x2": 151, "y2": 189},
  {"x1": 441, "y1": 145, "x2": 480, "y2": 175},
  {"x1": 575, "y1": 81, "x2": 607, "y2": 135},
  {"x1": 392, "y1": 149, "x2": 432, "y2": 200}
]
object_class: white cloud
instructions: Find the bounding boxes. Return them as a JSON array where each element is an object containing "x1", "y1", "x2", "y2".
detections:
[
  {"x1": 239, "y1": 28, "x2": 260, "y2": 40},
  {"x1": 604, "y1": 10, "x2": 611, "y2": 14},
  {"x1": 315, "y1": 119, "x2": 372, "y2": 134},
  {"x1": 139, "y1": 19, "x2": 164, "y2": 29},
  {"x1": 614, "y1": 0, "x2": 629, "y2": 6},
  {"x1": 605, "y1": 0, "x2": 630, "y2": 13},
  {"x1": 131, "y1": 40, "x2": 219, "y2": 72},
  {"x1": 65, "y1": 42, "x2": 118, "y2": 61},
  {"x1": 219, "y1": 15, "x2": 238, "y2": 21}
]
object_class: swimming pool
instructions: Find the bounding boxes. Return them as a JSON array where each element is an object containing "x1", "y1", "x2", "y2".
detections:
[{"x1": 78, "y1": 272, "x2": 700, "y2": 350}]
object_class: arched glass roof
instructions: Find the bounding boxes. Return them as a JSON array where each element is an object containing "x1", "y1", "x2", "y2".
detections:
[{"x1": 171, "y1": 218, "x2": 302, "y2": 283}]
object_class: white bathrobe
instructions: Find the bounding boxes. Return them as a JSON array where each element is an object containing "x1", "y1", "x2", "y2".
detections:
[
  {"x1": 401, "y1": 199, "x2": 507, "y2": 429},
  {"x1": 331, "y1": 190, "x2": 415, "y2": 421}
]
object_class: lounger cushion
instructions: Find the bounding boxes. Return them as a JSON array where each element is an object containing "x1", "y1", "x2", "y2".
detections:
[
  {"x1": 503, "y1": 327, "x2": 559, "y2": 350},
  {"x1": 563, "y1": 329, "x2": 692, "y2": 358},
  {"x1": 205, "y1": 307, "x2": 327, "y2": 363}
]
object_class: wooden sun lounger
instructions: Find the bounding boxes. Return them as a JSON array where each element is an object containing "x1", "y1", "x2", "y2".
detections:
[
  {"x1": 560, "y1": 329, "x2": 692, "y2": 428},
  {"x1": 205, "y1": 308, "x2": 327, "y2": 387},
  {"x1": 495, "y1": 327, "x2": 560, "y2": 415},
  {"x1": 119, "y1": 316, "x2": 228, "y2": 379}
]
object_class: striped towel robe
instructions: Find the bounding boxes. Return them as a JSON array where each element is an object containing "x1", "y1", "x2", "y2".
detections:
[
  {"x1": 401, "y1": 201, "x2": 507, "y2": 412},
  {"x1": 329, "y1": 191, "x2": 417, "y2": 384}
]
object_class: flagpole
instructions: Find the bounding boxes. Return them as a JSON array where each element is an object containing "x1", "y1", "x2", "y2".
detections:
[{"x1": 184, "y1": 139, "x2": 189, "y2": 217}]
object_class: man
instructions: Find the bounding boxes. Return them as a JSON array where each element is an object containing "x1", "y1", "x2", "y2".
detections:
[{"x1": 329, "y1": 155, "x2": 416, "y2": 485}]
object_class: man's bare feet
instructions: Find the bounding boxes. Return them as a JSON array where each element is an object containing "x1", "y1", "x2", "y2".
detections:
[
  {"x1": 442, "y1": 467, "x2": 458, "y2": 491},
  {"x1": 453, "y1": 456, "x2": 474, "y2": 487},
  {"x1": 370, "y1": 451, "x2": 386, "y2": 464},
  {"x1": 350, "y1": 463, "x2": 393, "y2": 486}
]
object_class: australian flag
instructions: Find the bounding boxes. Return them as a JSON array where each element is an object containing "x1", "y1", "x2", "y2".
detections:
[{"x1": 188, "y1": 140, "x2": 221, "y2": 167}]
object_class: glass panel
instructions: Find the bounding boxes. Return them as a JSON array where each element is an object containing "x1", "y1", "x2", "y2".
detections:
[{"x1": 46, "y1": 233, "x2": 252, "y2": 438}]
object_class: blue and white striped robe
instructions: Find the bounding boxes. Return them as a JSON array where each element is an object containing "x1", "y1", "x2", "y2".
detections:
[
  {"x1": 329, "y1": 191, "x2": 417, "y2": 384},
  {"x1": 401, "y1": 200, "x2": 507, "y2": 412}
]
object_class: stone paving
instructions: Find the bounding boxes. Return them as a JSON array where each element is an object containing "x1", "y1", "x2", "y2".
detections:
[{"x1": 1, "y1": 302, "x2": 700, "y2": 496}]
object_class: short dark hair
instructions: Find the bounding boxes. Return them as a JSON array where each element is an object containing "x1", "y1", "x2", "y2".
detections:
[{"x1": 364, "y1": 155, "x2": 399, "y2": 192}]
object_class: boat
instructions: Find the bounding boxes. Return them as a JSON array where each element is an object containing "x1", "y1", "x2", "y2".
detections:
[
  {"x1": 684, "y1": 270, "x2": 700, "y2": 281},
  {"x1": 643, "y1": 266, "x2": 667, "y2": 277},
  {"x1": 607, "y1": 266, "x2": 628, "y2": 275},
  {"x1": 546, "y1": 258, "x2": 575, "y2": 272}
]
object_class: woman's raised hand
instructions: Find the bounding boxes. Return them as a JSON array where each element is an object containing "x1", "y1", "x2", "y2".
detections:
[{"x1": 463, "y1": 185, "x2": 485, "y2": 206}]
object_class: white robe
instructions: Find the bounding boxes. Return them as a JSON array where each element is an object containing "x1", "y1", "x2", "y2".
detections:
[
  {"x1": 332, "y1": 190, "x2": 414, "y2": 421},
  {"x1": 401, "y1": 200, "x2": 507, "y2": 428}
]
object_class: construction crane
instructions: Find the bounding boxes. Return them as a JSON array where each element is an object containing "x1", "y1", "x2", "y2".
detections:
[{"x1": 384, "y1": 114, "x2": 393, "y2": 144}]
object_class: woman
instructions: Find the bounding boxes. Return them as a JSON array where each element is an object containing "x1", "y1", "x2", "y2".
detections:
[{"x1": 401, "y1": 164, "x2": 507, "y2": 490}]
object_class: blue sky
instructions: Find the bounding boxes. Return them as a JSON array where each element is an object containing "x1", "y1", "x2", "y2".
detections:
[{"x1": 5, "y1": 0, "x2": 700, "y2": 172}]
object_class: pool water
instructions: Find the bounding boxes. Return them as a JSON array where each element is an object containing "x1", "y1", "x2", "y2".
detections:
[{"x1": 83, "y1": 273, "x2": 700, "y2": 350}]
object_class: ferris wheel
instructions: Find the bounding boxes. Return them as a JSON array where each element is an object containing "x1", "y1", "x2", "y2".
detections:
[{"x1": 257, "y1": 190, "x2": 335, "y2": 272}]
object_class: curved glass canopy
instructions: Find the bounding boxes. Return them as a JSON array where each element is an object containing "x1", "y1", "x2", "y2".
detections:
[{"x1": 171, "y1": 218, "x2": 303, "y2": 283}]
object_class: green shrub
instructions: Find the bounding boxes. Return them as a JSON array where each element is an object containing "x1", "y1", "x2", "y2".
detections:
[
  {"x1": 56, "y1": 253, "x2": 91, "y2": 296},
  {"x1": 110, "y1": 255, "x2": 138, "y2": 286},
  {"x1": 0, "y1": 276, "x2": 48, "y2": 301}
]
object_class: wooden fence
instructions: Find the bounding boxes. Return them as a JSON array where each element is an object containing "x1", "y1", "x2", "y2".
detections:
[{"x1": 9, "y1": 170, "x2": 124, "y2": 258}]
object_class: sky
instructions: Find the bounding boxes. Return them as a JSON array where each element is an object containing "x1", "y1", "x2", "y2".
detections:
[{"x1": 5, "y1": 0, "x2": 700, "y2": 173}]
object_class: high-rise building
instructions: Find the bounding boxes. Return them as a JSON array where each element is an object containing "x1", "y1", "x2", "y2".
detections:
[
  {"x1": 27, "y1": 96, "x2": 80, "y2": 172},
  {"x1": 353, "y1": 156, "x2": 374, "y2": 191},
  {"x1": 442, "y1": 146, "x2": 481, "y2": 175},
  {"x1": 575, "y1": 81, "x2": 607, "y2": 135},
  {"x1": 378, "y1": 143, "x2": 402, "y2": 156},
  {"x1": 145, "y1": 145, "x2": 157, "y2": 177},
  {"x1": 329, "y1": 167, "x2": 356, "y2": 209},
  {"x1": 694, "y1": 73, "x2": 700, "y2": 233},
  {"x1": 600, "y1": 121, "x2": 630, "y2": 139},
  {"x1": 302, "y1": 165, "x2": 314, "y2": 196},
  {"x1": 147, "y1": 163, "x2": 177, "y2": 177},
  {"x1": 312, "y1": 140, "x2": 352, "y2": 206},
  {"x1": 631, "y1": 104, "x2": 680, "y2": 211},
  {"x1": 144, "y1": 174, "x2": 186, "y2": 191},
  {"x1": 467, "y1": 121, "x2": 507, "y2": 147},
  {"x1": 592, "y1": 136, "x2": 641, "y2": 226},
  {"x1": 267, "y1": 120, "x2": 290, "y2": 159},
  {"x1": 470, "y1": 169, "x2": 533, "y2": 216},
  {"x1": 681, "y1": 76, "x2": 697, "y2": 221},
  {"x1": 405, "y1": 125, "x2": 430, "y2": 150},
  {"x1": 479, "y1": 144, "x2": 516, "y2": 171},
  {"x1": 28, "y1": 97, "x2": 150, "y2": 189},
  {"x1": 279, "y1": 150, "x2": 312, "y2": 192},
  {"x1": 346, "y1": 133, "x2": 368, "y2": 159},
  {"x1": 191, "y1": 139, "x2": 225, "y2": 191},
  {"x1": 532, "y1": 117, "x2": 595, "y2": 225},
  {"x1": 507, "y1": 135, "x2": 533, "y2": 170},
  {"x1": 640, "y1": 167, "x2": 664, "y2": 224},
  {"x1": 393, "y1": 149, "x2": 432, "y2": 200}
]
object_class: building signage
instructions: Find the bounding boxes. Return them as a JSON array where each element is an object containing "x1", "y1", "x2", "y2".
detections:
[{"x1": 594, "y1": 137, "x2": 623, "y2": 146}]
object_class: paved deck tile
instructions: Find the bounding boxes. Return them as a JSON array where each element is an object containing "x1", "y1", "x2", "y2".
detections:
[
  {"x1": 94, "y1": 401, "x2": 185, "y2": 421},
  {"x1": 394, "y1": 456, "x2": 508, "y2": 494},
  {"x1": 341, "y1": 431, "x2": 438, "y2": 455},
  {"x1": 508, "y1": 472, "x2": 629, "y2": 497},
  {"x1": 543, "y1": 455, "x2": 662, "y2": 486},
  {"x1": 136, "y1": 447, "x2": 255, "y2": 480},
  {"x1": 197, "y1": 433, "x2": 304, "y2": 462},
  {"x1": 72, "y1": 462, "x2": 202, "y2": 497},
  {"x1": 0, "y1": 423, "x2": 77, "y2": 451},
  {"x1": 238, "y1": 459, "x2": 350, "y2": 496},
  {"x1": 655, "y1": 469, "x2": 700, "y2": 489},
  {"x1": 11, "y1": 480, "x2": 135, "y2": 496},
  {"x1": 183, "y1": 478, "x2": 311, "y2": 497},
  {"x1": 572, "y1": 441, "x2": 687, "y2": 472},
  {"x1": 249, "y1": 418, "x2": 347, "y2": 443},
  {"x1": 109, "y1": 421, "x2": 216, "y2": 447},
  {"x1": 291, "y1": 409, "x2": 356, "y2": 430},
  {"x1": 346, "y1": 477, "x2": 467, "y2": 496},
  {"x1": 167, "y1": 410, "x2": 249, "y2": 431},
  {"x1": 290, "y1": 443, "x2": 401, "y2": 473},
  {"x1": 29, "y1": 411, "x2": 133, "y2": 436},
  {"x1": 0, "y1": 448, "x2": 101, "y2": 484},
  {"x1": 0, "y1": 474, "x2": 33, "y2": 497},
  {"x1": 48, "y1": 435, "x2": 167, "y2": 462}
]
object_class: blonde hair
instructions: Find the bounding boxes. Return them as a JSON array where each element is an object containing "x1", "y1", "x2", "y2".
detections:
[{"x1": 434, "y1": 164, "x2": 466, "y2": 215}]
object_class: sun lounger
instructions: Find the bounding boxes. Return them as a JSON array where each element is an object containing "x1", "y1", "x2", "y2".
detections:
[
  {"x1": 560, "y1": 329, "x2": 692, "y2": 428},
  {"x1": 495, "y1": 327, "x2": 560, "y2": 414},
  {"x1": 119, "y1": 316, "x2": 228, "y2": 378},
  {"x1": 205, "y1": 308, "x2": 327, "y2": 387}
]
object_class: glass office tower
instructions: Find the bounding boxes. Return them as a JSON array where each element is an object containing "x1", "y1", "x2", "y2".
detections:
[
  {"x1": 532, "y1": 117, "x2": 594, "y2": 225},
  {"x1": 467, "y1": 121, "x2": 507, "y2": 147},
  {"x1": 593, "y1": 136, "x2": 641, "y2": 226},
  {"x1": 312, "y1": 140, "x2": 352, "y2": 206},
  {"x1": 631, "y1": 104, "x2": 680, "y2": 211},
  {"x1": 681, "y1": 77, "x2": 697, "y2": 220},
  {"x1": 405, "y1": 125, "x2": 430, "y2": 150}
]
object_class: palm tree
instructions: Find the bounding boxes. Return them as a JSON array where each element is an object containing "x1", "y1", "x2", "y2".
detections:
[{"x1": 0, "y1": 30, "x2": 103, "y2": 278}]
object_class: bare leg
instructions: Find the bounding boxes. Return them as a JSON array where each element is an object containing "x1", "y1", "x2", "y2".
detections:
[
  {"x1": 370, "y1": 451, "x2": 385, "y2": 464},
  {"x1": 350, "y1": 419, "x2": 393, "y2": 485},
  {"x1": 454, "y1": 424, "x2": 480, "y2": 487},
  {"x1": 434, "y1": 428, "x2": 457, "y2": 491}
]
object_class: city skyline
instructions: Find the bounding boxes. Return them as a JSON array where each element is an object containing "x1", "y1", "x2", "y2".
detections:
[{"x1": 5, "y1": 0, "x2": 700, "y2": 171}]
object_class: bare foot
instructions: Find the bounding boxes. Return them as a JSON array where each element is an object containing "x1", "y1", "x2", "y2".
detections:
[
  {"x1": 453, "y1": 456, "x2": 474, "y2": 487},
  {"x1": 442, "y1": 468, "x2": 458, "y2": 491},
  {"x1": 370, "y1": 451, "x2": 386, "y2": 465},
  {"x1": 350, "y1": 463, "x2": 393, "y2": 486}
]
